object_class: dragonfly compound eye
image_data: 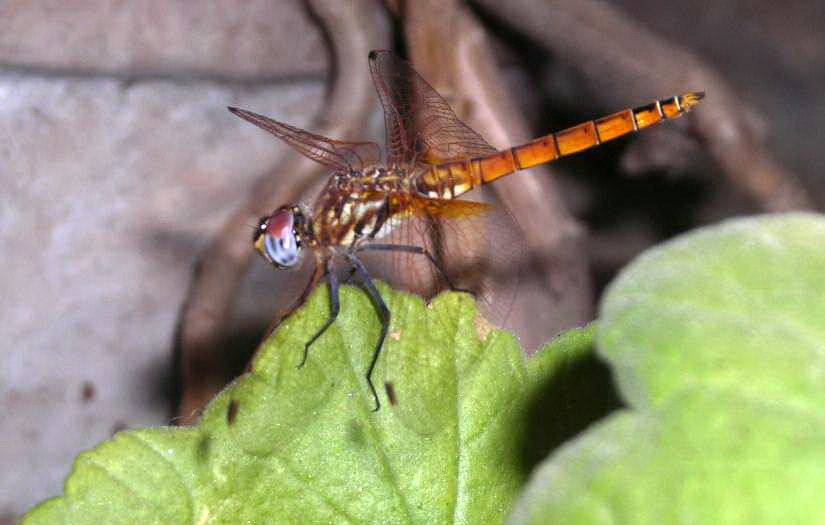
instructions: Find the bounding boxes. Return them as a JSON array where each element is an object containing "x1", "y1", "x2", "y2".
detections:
[{"x1": 255, "y1": 209, "x2": 302, "y2": 268}]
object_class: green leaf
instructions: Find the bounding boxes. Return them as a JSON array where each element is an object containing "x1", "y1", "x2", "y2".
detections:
[
  {"x1": 508, "y1": 213, "x2": 825, "y2": 524},
  {"x1": 25, "y1": 284, "x2": 603, "y2": 525}
]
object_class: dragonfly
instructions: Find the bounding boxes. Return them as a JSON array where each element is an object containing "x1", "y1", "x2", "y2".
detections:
[{"x1": 228, "y1": 50, "x2": 704, "y2": 411}]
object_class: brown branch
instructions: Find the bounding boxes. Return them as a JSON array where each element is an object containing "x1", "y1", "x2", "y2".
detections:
[
  {"x1": 403, "y1": 0, "x2": 594, "y2": 350},
  {"x1": 474, "y1": 0, "x2": 811, "y2": 211},
  {"x1": 174, "y1": 0, "x2": 387, "y2": 425}
]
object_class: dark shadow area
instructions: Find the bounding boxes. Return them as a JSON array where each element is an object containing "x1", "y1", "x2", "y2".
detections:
[
  {"x1": 139, "y1": 351, "x2": 176, "y2": 417},
  {"x1": 169, "y1": 317, "x2": 266, "y2": 423},
  {"x1": 520, "y1": 347, "x2": 624, "y2": 475},
  {"x1": 579, "y1": 163, "x2": 710, "y2": 295},
  {"x1": 196, "y1": 433, "x2": 212, "y2": 463}
]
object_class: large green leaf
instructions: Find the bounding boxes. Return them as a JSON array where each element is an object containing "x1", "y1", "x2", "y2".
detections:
[
  {"x1": 25, "y1": 283, "x2": 606, "y2": 524},
  {"x1": 508, "y1": 213, "x2": 825, "y2": 524}
]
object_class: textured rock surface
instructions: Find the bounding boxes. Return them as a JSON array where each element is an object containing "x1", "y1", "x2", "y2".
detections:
[
  {"x1": 0, "y1": 0, "x2": 325, "y2": 77},
  {"x1": 0, "y1": 72, "x2": 325, "y2": 518}
]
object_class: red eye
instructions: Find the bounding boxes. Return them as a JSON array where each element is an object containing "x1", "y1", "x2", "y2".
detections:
[{"x1": 265, "y1": 209, "x2": 294, "y2": 239}]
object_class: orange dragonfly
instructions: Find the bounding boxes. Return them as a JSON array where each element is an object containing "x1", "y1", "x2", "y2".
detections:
[{"x1": 229, "y1": 50, "x2": 703, "y2": 410}]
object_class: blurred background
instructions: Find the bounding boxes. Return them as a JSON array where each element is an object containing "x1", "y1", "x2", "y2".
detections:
[{"x1": 1, "y1": 0, "x2": 823, "y2": 520}]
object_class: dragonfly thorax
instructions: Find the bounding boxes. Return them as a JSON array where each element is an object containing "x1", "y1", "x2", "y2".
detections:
[{"x1": 312, "y1": 168, "x2": 411, "y2": 249}]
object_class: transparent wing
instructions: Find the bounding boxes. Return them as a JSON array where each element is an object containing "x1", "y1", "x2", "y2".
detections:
[
  {"x1": 368, "y1": 50, "x2": 498, "y2": 167},
  {"x1": 357, "y1": 193, "x2": 523, "y2": 434},
  {"x1": 360, "y1": 193, "x2": 522, "y2": 327},
  {"x1": 228, "y1": 107, "x2": 381, "y2": 172}
]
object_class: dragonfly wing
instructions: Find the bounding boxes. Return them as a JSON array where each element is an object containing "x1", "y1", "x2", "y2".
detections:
[
  {"x1": 368, "y1": 50, "x2": 497, "y2": 167},
  {"x1": 358, "y1": 194, "x2": 523, "y2": 434},
  {"x1": 361, "y1": 194, "x2": 522, "y2": 325},
  {"x1": 228, "y1": 107, "x2": 381, "y2": 172}
]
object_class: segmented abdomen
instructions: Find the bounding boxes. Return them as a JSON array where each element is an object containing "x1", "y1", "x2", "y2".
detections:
[{"x1": 415, "y1": 92, "x2": 704, "y2": 199}]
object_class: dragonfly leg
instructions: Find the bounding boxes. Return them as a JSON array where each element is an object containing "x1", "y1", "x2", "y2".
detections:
[
  {"x1": 358, "y1": 243, "x2": 473, "y2": 295},
  {"x1": 341, "y1": 265, "x2": 358, "y2": 285},
  {"x1": 346, "y1": 253, "x2": 389, "y2": 412},
  {"x1": 299, "y1": 264, "x2": 340, "y2": 368}
]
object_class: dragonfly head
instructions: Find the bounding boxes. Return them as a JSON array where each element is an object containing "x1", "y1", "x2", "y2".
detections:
[{"x1": 253, "y1": 205, "x2": 306, "y2": 269}]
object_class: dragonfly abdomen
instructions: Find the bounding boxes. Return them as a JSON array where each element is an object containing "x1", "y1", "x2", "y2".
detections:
[{"x1": 416, "y1": 92, "x2": 704, "y2": 199}]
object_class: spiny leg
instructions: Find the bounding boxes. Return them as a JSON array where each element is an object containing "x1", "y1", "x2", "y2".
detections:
[
  {"x1": 299, "y1": 263, "x2": 340, "y2": 368},
  {"x1": 346, "y1": 253, "x2": 390, "y2": 412},
  {"x1": 358, "y1": 242, "x2": 474, "y2": 295},
  {"x1": 341, "y1": 265, "x2": 358, "y2": 285}
]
